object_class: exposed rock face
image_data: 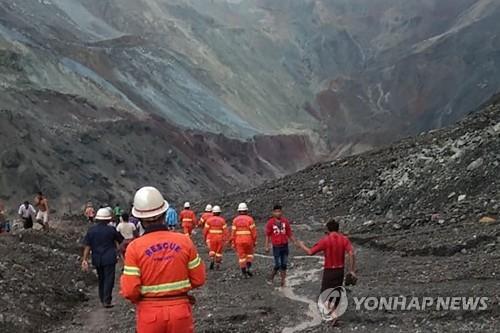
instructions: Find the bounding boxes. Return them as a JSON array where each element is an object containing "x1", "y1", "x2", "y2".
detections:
[
  {"x1": 216, "y1": 94, "x2": 500, "y2": 256},
  {"x1": 1, "y1": 0, "x2": 500, "y2": 205},
  {"x1": 0, "y1": 91, "x2": 318, "y2": 208}
]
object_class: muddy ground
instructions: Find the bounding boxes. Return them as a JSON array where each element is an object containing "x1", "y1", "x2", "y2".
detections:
[
  {"x1": 27, "y1": 223, "x2": 499, "y2": 333},
  {"x1": 1, "y1": 97, "x2": 499, "y2": 332}
]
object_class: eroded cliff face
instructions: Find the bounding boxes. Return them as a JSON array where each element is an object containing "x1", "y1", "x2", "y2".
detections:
[
  {"x1": 0, "y1": 89, "x2": 318, "y2": 208},
  {"x1": 1, "y1": 0, "x2": 499, "y2": 205}
]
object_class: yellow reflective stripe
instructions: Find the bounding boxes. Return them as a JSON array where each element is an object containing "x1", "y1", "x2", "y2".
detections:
[
  {"x1": 188, "y1": 256, "x2": 201, "y2": 270},
  {"x1": 140, "y1": 279, "x2": 191, "y2": 294},
  {"x1": 123, "y1": 266, "x2": 141, "y2": 276},
  {"x1": 209, "y1": 230, "x2": 223, "y2": 234},
  {"x1": 236, "y1": 231, "x2": 251, "y2": 235},
  {"x1": 183, "y1": 218, "x2": 193, "y2": 222},
  {"x1": 249, "y1": 224, "x2": 256, "y2": 229},
  {"x1": 222, "y1": 225, "x2": 227, "y2": 229},
  {"x1": 238, "y1": 259, "x2": 247, "y2": 263}
]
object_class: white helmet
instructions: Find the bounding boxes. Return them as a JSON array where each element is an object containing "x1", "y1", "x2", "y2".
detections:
[
  {"x1": 132, "y1": 186, "x2": 169, "y2": 219},
  {"x1": 237, "y1": 203, "x2": 248, "y2": 212},
  {"x1": 184, "y1": 202, "x2": 191, "y2": 209},
  {"x1": 205, "y1": 204, "x2": 213, "y2": 212},
  {"x1": 212, "y1": 205, "x2": 222, "y2": 214},
  {"x1": 95, "y1": 208, "x2": 113, "y2": 221}
]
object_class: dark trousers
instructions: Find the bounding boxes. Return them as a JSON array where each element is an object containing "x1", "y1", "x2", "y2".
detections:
[
  {"x1": 272, "y1": 244, "x2": 289, "y2": 271},
  {"x1": 23, "y1": 217, "x2": 33, "y2": 229},
  {"x1": 96, "y1": 265, "x2": 116, "y2": 305},
  {"x1": 321, "y1": 268, "x2": 344, "y2": 293}
]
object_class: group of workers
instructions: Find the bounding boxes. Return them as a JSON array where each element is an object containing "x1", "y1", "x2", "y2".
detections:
[
  {"x1": 81, "y1": 186, "x2": 356, "y2": 333},
  {"x1": 0, "y1": 192, "x2": 50, "y2": 233}
]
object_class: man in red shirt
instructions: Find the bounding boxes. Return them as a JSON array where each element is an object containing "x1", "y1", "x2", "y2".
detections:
[
  {"x1": 265, "y1": 204, "x2": 296, "y2": 287},
  {"x1": 297, "y1": 220, "x2": 356, "y2": 292}
]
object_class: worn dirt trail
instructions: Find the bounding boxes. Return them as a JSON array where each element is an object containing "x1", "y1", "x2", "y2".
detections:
[
  {"x1": 254, "y1": 253, "x2": 325, "y2": 333},
  {"x1": 49, "y1": 231, "x2": 499, "y2": 333},
  {"x1": 50, "y1": 266, "x2": 135, "y2": 333},
  {"x1": 49, "y1": 241, "x2": 369, "y2": 333}
]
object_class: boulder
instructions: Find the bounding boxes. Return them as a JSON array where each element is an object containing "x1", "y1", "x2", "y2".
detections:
[
  {"x1": 478, "y1": 216, "x2": 496, "y2": 224},
  {"x1": 466, "y1": 158, "x2": 484, "y2": 171}
]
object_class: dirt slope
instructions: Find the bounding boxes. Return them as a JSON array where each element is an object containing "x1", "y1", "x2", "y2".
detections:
[{"x1": 2, "y1": 97, "x2": 499, "y2": 332}]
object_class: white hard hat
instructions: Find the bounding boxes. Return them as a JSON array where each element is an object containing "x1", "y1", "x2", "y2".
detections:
[
  {"x1": 184, "y1": 202, "x2": 190, "y2": 209},
  {"x1": 132, "y1": 186, "x2": 169, "y2": 219},
  {"x1": 205, "y1": 204, "x2": 213, "y2": 212},
  {"x1": 237, "y1": 203, "x2": 248, "y2": 211},
  {"x1": 212, "y1": 205, "x2": 221, "y2": 213},
  {"x1": 95, "y1": 208, "x2": 113, "y2": 221}
]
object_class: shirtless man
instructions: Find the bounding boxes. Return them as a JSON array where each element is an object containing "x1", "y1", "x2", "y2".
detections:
[{"x1": 35, "y1": 192, "x2": 49, "y2": 231}]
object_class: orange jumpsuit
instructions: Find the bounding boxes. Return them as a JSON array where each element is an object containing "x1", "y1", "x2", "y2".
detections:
[
  {"x1": 198, "y1": 212, "x2": 213, "y2": 228},
  {"x1": 179, "y1": 210, "x2": 197, "y2": 236},
  {"x1": 203, "y1": 216, "x2": 228, "y2": 263},
  {"x1": 121, "y1": 226, "x2": 206, "y2": 333},
  {"x1": 232, "y1": 215, "x2": 257, "y2": 268}
]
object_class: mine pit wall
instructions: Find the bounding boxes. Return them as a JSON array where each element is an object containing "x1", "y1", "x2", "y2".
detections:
[{"x1": 0, "y1": 89, "x2": 325, "y2": 214}]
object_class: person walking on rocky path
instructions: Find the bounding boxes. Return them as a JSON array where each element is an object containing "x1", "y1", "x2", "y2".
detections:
[
  {"x1": 121, "y1": 186, "x2": 205, "y2": 333},
  {"x1": 116, "y1": 213, "x2": 136, "y2": 256},
  {"x1": 265, "y1": 204, "x2": 297, "y2": 287},
  {"x1": 180, "y1": 202, "x2": 197, "y2": 237},
  {"x1": 297, "y1": 219, "x2": 356, "y2": 293},
  {"x1": 0, "y1": 201, "x2": 8, "y2": 233},
  {"x1": 18, "y1": 201, "x2": 36, "y2": 229},
  {"x1": 231, "y1": 203, "x2": 257, "y2": 278},
  {"x1": 203, "y1": 205, "x2": 228, "y2": 270},
  {"x1": 81, "y1": 208, "x2": 124, "y2": 308},
  {"x1": 113, "y1": 203, "x2": 123, "y2": 226},
  {"x1": 34, "y1": 192, "x2": 49, "y2": 231},
  {"x1": 84, "y1": 202, "x2": 95, "y2": 223},
  {"x1": 165, "y1": 204, "x2": 179, "y2": 231},
  {"x1": 198, "y1": 204, "x2": 213, "y2": 229}
]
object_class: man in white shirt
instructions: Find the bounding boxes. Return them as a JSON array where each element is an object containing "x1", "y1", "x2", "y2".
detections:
[
  {"x1": 18, "y1": 201, "x2": 36, "y2": 229},
  {"x1": 116, "y1": 213, "x2": 136, "y2": 255}
]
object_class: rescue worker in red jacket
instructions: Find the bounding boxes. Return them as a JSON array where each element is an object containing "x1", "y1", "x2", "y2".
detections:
[
  {"x1": 231, "y1": 203, "x2": 257, "y2": 278},
  {"x1": 120, "y1": 187, "x2": 206, "y2": 333},
  {"x1": 198, "y1": 204, "x2": 213, "y2": 229},
  {"x1": 203, "y1": 205, "x2": 228, "y2": 270},
  {"x1": 179, "y1": 202, "x2": 197, "y2": 237}
]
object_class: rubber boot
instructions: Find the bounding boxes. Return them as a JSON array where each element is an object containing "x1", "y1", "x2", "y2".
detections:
[
  {"x1": 246, "y1": 262, "x2": 253, "y2": 277},
  {"x1": 209, "y1": 260, "x2": 215, "y2": 270},
  {"x1": 280, "y1": 271, "x2": 286, "y2": 287},
  {"x1": 241, "y1": 267, "x2": 248, "y2": 278}
]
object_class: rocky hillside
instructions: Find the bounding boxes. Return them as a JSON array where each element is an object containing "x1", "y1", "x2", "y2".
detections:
[
  {"x1": 0, "y1": 91, "x2": 317, "y2": 209},
  {"x1": 0, "y1": 97, "x2": 498, "y2": 333},
  {"x1": 216, "y1": 93, "x2": 500, "y2": 256},
  {"x1": 198, "y1": 94, "x2": 500, "y2": 332},
  {"x1": 1, "y1": 0, "x2": 500, "y2": 206}
]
